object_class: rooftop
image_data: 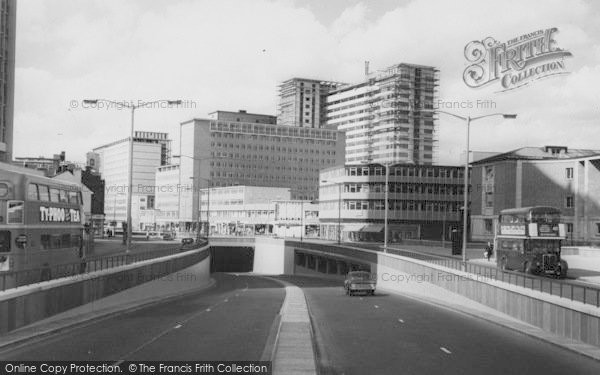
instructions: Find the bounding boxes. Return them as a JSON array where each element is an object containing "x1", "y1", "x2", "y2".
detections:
[{"x1": 472, "y1": 146, "x2": 600, "y2": 164}]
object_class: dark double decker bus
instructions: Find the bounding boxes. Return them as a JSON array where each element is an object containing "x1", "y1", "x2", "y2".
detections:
[
  {"x1": 0, "y1": 163, "x2": 86, "y2": 275},
  {"x1": 495, "y1": 206, "x2": 568, "y2": 278}
]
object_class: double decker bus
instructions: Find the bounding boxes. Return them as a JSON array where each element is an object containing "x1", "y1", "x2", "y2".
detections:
[
  {"x1": 0, "y1": 163, "x2": 85, "y2": 275},
  {"x1": 495, "y1": 206, "x2": 568, "y2": 278}
]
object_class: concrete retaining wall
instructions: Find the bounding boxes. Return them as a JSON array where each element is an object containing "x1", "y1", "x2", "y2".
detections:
[
  {"x1": 376, "y1": 252, "x2": 600, "y2": 347},
  {"x1": 0, "y1": 246, "x2": 210, "y2": 334},
  {"x1": 287, "y1": 241, "x2": 600, "y2": 348}
]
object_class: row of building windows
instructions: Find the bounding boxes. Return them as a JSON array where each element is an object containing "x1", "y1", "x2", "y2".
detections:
[
  {"x1": 209, "y1": 142, "x2": 336, "y2": 156},
  {"x1": 327, "y1": 89, "x2": 381, "y2": 107},
  {"x1": 321, "y1": 200, "x2": 463, "y2": 212},
  {"x1": 210, "y1": 158, "x2": 335, "y2": 169},
  {"x1": 338, "y1": 183, "x2": 465, "y2": 195},
  {"x1": 209, "y1": 121, "x2": 337, "y2": 140},
  {"x1": 345, "y1": 166, "x2": 464, "y2": 178},
  {"x1": 210, "y1": 172, "x2": 320, "y2": 182},
  {"x1": 210, "y1": 132, "x2": 338, "y2": 146}
]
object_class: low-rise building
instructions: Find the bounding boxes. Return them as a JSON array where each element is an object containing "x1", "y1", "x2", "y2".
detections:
[
  {"x1": 200, "y1": 185, "x2": 291, "y2": 236},
  {"x1": 319, "y1": 163, "x2": 466, "y2": 243},
  {"x1": 471, "y1": 145, "x2": 600, "y2": 244}
]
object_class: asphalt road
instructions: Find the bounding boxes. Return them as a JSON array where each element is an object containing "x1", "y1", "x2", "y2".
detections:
[
  {"x1": 280, "y1": 275, "x2": 600, "y2": 375},
  {"x1": 0, "y1": 273, "x2": 285, "y2": 361},
  {"x1": 1, "y1": 273, "x2": 598, "y2": 374}
]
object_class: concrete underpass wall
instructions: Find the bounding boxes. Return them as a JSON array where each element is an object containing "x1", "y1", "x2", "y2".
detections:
[
  {"x1": 286, "y1": 241, "x2": 600, "y2": 348},
  {"x1": 0, "y1": 247, "x2": 210, "y2": 334},
  {"x1": 253, "y1": 238, "x2": 291, "y2": 274}
]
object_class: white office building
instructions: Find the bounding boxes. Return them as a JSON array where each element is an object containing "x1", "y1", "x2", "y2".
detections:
[{"x1": 92, "y1": 131, "x2": 171, "y2": 230}]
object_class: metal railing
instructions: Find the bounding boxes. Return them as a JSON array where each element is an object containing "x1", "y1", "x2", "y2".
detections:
[
  {"x1": 0, "y1": 240, "x2": 208, "y2": 292},
  {"x1": 384, "y1": 247, "x2": 600, "y2": 308},
  {"x1": 289, "y1": 240, "x2": 600, "y2": 308}
]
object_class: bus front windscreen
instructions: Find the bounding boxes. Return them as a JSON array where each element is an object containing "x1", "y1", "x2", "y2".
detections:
[{"x1": 528, "y1": 239, "x2": 560, "y2": 253}]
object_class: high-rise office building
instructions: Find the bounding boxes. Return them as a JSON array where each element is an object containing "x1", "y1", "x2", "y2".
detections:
[
  {"x1": 178, "y1": 110, "x2": 346, "y2": 223},
  {"x1": 326, "y1": 63, "x2": 439, "y2": 165},
  {"x1": 0, "y1": 0, "x2": 16, "y2": 163},
  {"x1": 92, "y1": 131, "x2": 171, "y2": 229},
  {"x1": 277, "y1": 78, "x2": 343, "y2": 128}
]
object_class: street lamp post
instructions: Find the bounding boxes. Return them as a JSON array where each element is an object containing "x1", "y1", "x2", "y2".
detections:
[
  {"x1": 83, "y1": 99, "x2": 182, "y2": 252},
  {"x1": 361, "y1": 161, "x2": 392, "y2": 253},
  {"x1": 435, "y1": 110, "x2": 517, "y2": 266},
  {"x1": 300, "y1": 200, "x2": 304, "y2": 242},
  {"x1": 321, "y1": 180, "x2": 342, "y2": 244},
  {"x1": 173, "y1": 155, "x2": 214, "y2": 241}
]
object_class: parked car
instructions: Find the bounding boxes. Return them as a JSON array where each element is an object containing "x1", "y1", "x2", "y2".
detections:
[
  {"x1": 181, "y1": 237, "x2": 194, "y2": 245},
  {"x1": 344, "y1": 270, "x2": 376, "y2": 296},
  {"x1": 162, "y1": 232, "x2": 174, "y2": 240}
]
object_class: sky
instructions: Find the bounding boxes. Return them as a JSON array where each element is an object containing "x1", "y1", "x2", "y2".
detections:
[{"x1": 12, "y1": 0, "x2": 600, "y2": 165}]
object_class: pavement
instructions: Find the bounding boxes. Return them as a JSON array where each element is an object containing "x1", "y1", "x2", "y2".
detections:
[{"x1": 269, "y1": 282, "x2": 317, "y2": 375}]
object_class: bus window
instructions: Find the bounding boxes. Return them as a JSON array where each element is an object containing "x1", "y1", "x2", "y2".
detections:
[
  {"x1": 7, "y1": 201, "x2": 24, "y2": 224},
  {"x1": 50, "y1": 188, "x2": 60, "y2": 202},
  {"x1": 28, "y1": 184, "x2": 39, "y2": 200},
  {"x1": 499, "y1": 239, "x2": 523, "y2": 252},
  {"x1": 51, "y1": 235, "x2": 61, "y2": 249},
  {"x1": 68, "y1": 191, "x2": 79, "y2": 204},
  {"x1": 59, "y1": 190, "x2": 69, "y2": 203},
  {"x1": 41, "y1": 235, "x2": 51, "y2": 249},
  {"x1": 39, "y1": 185, "x2": 50, "y2": 201},
  {"x1": 61, "y1": 234, "x2": 71, "y2": 247},
  {"x1": 71, "y1": 235, "x2": 82, "y2": 248},
  {"x1": 0, "y1": 231, "x2": 10, "y2": 252}
]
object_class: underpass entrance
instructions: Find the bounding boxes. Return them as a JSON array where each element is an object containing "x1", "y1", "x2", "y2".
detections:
[{"x1": 210, "y1": 246, "x2": 255, "y2": 272}]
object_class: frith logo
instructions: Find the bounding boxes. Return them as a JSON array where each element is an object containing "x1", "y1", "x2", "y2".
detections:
[{"x1": 463, "y1": 28, "x2": 572, "y2": 92}]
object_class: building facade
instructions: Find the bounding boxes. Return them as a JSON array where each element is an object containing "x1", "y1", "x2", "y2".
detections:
[
  {"x1": 272, "y1": 200, "x2": 319, "y2": 238},
  {"x1": 93, "y1": 131, "x2": 171, "y2": 230},
  {"x1": 471, "y1": 146, "x2": 600, "y2": 244},
  {"x1": 178, "y1": 110, "x2": 346, "y2": 224},
  {"x1": 326, "y1": 63, "x2": 438, "y2": 165},
  {"x1": 200, "y1": 185, "x2": 291, "y2": 236},
  {"x1": 0, "y1": 0, "x2": 16, "y2": 163},
  {"x1": 319, "y1": 163, "x2": 465, "y2": 243},
  {"x1": 152, "y1": 164, "x2": 180, "y2": 230},
  {"x1": 277, "y1": 78, "x2": 343, "y2": 128}
]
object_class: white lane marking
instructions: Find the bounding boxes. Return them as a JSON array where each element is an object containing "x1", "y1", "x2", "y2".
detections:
[
  {"x1": 206, "y1": 308, "x2": 211, "y2": 312},
  {"x1": 224, "y1": 298, "x2": 229, "y2": 302},
  {"x1": 398, "y1": 319, "x2": 404, "y2": 323},
  {"x1": 359, "y1": 297, "x2": 363, "y2": 300},
  {"x1": 174, "y1": 324, "x2": 182, "y2": 329},
  {"x1": 235, "y1": 294, "x2": 239, "y2": 297},
  {"x1": 374, "y1": 305, "x2": 379, "y2": 309},
  {"x1": 440, "y1": 347, "x2": 452, "y2": 354}
]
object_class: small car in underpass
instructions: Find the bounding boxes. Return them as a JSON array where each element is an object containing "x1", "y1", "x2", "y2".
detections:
[{"x1": 344, "y1": 270, "x2": 376, "y2": 296}]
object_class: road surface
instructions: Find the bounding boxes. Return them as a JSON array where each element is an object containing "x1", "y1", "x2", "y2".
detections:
[{"x1": 1, "y1": 273, "x2": 598, "y2": 374}]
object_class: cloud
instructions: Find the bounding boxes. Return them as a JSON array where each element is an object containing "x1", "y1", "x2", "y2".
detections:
[{"x1": 12, "y1": 0, "x2": 600, "y2": 166}]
